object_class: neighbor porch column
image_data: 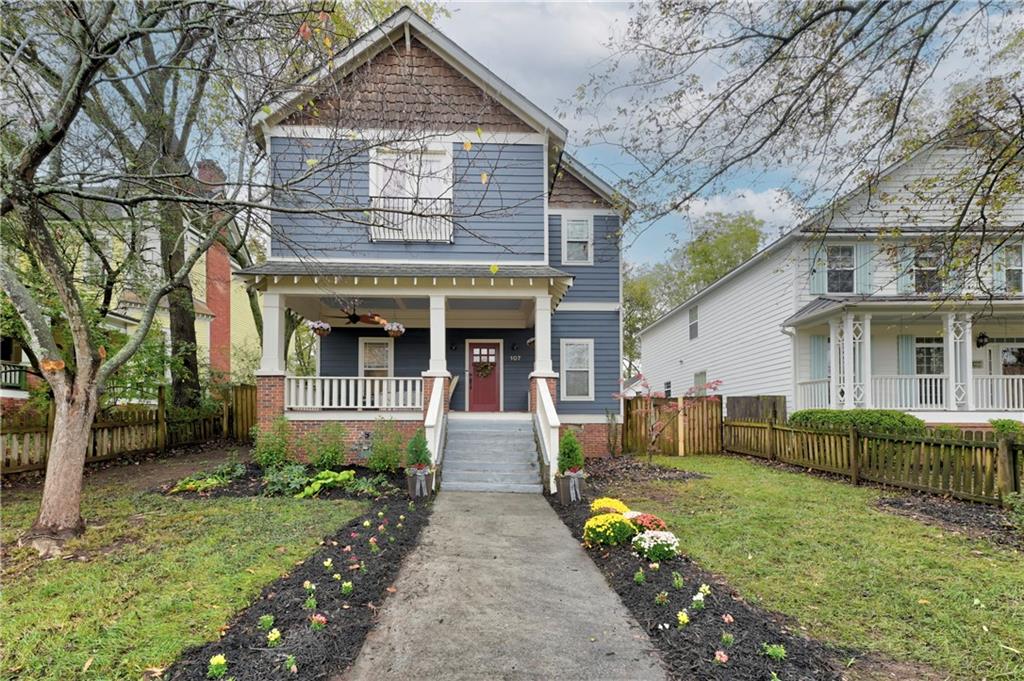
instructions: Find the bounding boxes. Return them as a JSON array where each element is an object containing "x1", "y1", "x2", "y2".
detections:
[
  {"x1": 828, "y1": 317, "x2": 840, "y2": 409},
  {"x1": 862, "y1": 314, "x2": 873, "y2": 408},
  {"x1": 843, "y1": 313, "x2": 855, "y2": 409},
  {"x1": 964, "y1": 315, "x2": 975, "y2": 410},
  {"x1": 533, "y1": 294, "x2": 553, "y2": 374},
  {"x1": 945, "y1": 312, "x2": 956, "y2": 410},
  {"x1": 427, "y1": 295, "x2": 447, "y2": 374}
]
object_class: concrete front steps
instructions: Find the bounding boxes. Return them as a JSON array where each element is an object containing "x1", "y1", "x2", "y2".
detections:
[{"x1": 440, "y1": 413, "x2": 543, "y2": 493}]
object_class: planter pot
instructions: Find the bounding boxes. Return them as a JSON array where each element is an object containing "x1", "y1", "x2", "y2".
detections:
[
  {"x1": 406, "y1": 469, "x2": 435, "y2": 498},
  {"x1": 387, "y1": 329, "x2": 404, "y2": 338},
  {"x1": 556, "y1": 471, "x2": 585, "y2": 505},
  {"x1": 312, "y1": 328, "x2": 331, "y2": 338}
]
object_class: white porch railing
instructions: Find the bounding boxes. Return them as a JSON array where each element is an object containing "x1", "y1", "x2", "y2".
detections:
[
  {"x1": 797, "y1": 379, "x2": 829, "y2": 409},
  {"x1": 974, "y1": 376, "x2": 1024, "y2": 411},
  {"x1": 533, "y1": 378, "x2": 560, "y2": 494},
  {"x1": 285, "y1": 376, "x2": 423, "y2": 411},
  {"x1": 424, "y1": 376, "x2": 446, "y2": 486},
  {"x1": 871, "y1": 375, "x2": 947, "y2": 410}
]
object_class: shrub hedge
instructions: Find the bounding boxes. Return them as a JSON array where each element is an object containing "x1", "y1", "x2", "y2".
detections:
[
  {"x1": 990, "y1": 419, "x2": 1024, "y2": 442},
  {"x1": 788, "y1": 409, "x2": 926, "y2": 434},
  {"x1": 558, "y1": 430, "x2": 584, "y2": 473}
]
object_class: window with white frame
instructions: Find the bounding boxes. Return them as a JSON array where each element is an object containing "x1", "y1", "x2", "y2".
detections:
[
  {"x1": 693, "y1": 370, "x2": 707, "y2": 396},
  {"x1": 369, "y1": 145, "x2": 453, "y2": 242},
  {"x1": 826, "y1": 245, "x2": 855, "y2": 293},
  {"x1": 913, "y1": 246, "x2": 942, "y2": 293},
  {"x1": 562, "y1": 216, "x2": 593, "y2": 265},
  {"x1": 560, "y1": 339, "x2": 594, "y2": 400},
  {"x1": 358, "y1": 338, "x2": 393, "y2": 378},
  {"x1": 914, "y1": 337, "x2": 944, "y2": 375},
  {"x1": 1001, "y1": 243, "x2": 1023, "y2": 293},
  {"x1": 688, "y1": 306, "x2": 699, "y2": 340}
]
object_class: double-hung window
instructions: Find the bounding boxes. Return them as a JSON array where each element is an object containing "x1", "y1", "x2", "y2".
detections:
[
  {"x1": 692, "y1": 370, "x2": 708, "y2": 396},
  {"x1": 358, "y1": 338, "x2": 393, "y2": 378},
  {"x1": 826, "y1": 245, "x2": 855, "y2": 293},
  {"x1": 369, "y1": 145, "x2": 453, "y2": 242},
  {"x1": 913, "y1": 246, "x2": 942, "y2": 293},
  {"x1": 1000, "y1": 244, "x2": 1023, "y2": 293},
  {"x1": 562, "y1": 216, "x2": 593, "y2": 265},
  {"x1": 560, "y1": 339, "x2": 594, "y2": 401},
  {"x1": 688, "y1": 306, "x2": 699, "y2": 340}
]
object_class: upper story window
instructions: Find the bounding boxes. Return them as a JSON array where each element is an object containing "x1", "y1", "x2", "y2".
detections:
[
  {"x1": 561, "y1": 216, "x2": 593, "y2": 265},
  {"x1": 913, "y1": 246, "x2": 942, "y2": 293},
  {"x1": 1000, "y1": 243, "x2": 1023, "y2": 293},
  {"x1": 664, "y1": 381, "x2": 672, "y2": 398},
  {"x1": 826, "y1": 245, "x2": 855, "y2": 293},
  {"x1": 688, "y1": 306, "x2": 699, "y2": 340},
  {"x1": 369, "y1": 145, "x2": 453, "y2": 243},
  {"x1": 560, "y1": 338, "x2": 594, "y2": 401}
]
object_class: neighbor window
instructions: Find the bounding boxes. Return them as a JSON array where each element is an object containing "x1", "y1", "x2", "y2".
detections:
[
  {"x1": 913, "y1": 246, "x2": 942, "y2": 293},
  {"x1": 560, "y1": 339, "x2": 594, "y2": 400},
  {"x1": 688, "y1": 306, "x2": 699, "y2": 340},
  {"x1": 358, "y1": 338, "x2": 393, "y2": 377},
  {"x1": 914, "y1": 337, "x2": 944, "y2": 375},
  {"x1": 664, "y1": 381, "x2": 672, "y2": 398},
  {"x1": 369, "y1": 145, "x2": 452, "y2": 242},
  {"x1": 562, "y1": 217, "x2": 593, "y2": 265},
  {"x1": 1002, "y1": 244, "x2": 1023, "y2": 293},
  {"x1": 826, "y1": 245, "x2": 855, "y2": 293},
  {"x1": 693, "y1": 370, "x2": 708, "y2": 396}
]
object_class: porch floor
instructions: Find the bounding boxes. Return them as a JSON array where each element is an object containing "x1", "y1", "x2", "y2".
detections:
[{"x1": 338, "y1": 492, "x2": 664, "y2": 681}]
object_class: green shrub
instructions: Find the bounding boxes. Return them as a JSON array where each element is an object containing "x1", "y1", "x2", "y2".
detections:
[
  {"x1": 305, "y1": 423, "x2": 349, "y2": 471},
  {"x1": 367, "y1": 418, "x2": 405, "y2": 473},
  {"x1": 558, "y1": 430, "x2": 584, "y2": 473},
  {"x1": 169, "y1": 459, "x2": 247, "y2": 493},
  {"x1": 295, "y1": 469, "x2": 356, "y2": 498},
  {"x1": 251, "y1": 417, "x2": 292, "y2": 469},
  {"x1": 262, "y1": 463, "x2": 310, "y2": 496},
  {"x1": 931, "y1": 424, "x2": 963, "y2": 439},
  {"x1": 405, "y1": 428, "x2": 431, "y2": 468},
  {"x1": 1005, "y1": 492, "x2": 1024, "y2": 532},
  {"x1": 788, "y1": 409, "x2": 926, "y2": 434},
  {"x1": 989, "y1": 419, "x2": 1024, "y2": 442}
]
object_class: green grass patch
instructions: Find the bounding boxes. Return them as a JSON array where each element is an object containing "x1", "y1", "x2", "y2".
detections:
[
  {"x1": 612, "y1": 455, "x2": 1024, "y2": 679},
  {"x1": 1, "y1": 483, "x2": 365, "y2": 680}
]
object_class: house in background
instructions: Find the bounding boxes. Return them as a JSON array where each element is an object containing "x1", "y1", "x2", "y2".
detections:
[
  {"x1": 239, "y1": 8, "x2": 626, "y2": 492},
  {"x1": 640, "y1": 140, "x2": 1023, "y2": 425}
]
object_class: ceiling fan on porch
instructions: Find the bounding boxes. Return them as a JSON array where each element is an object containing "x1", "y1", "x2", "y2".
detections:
[{"x1": 332, "y1": 297, "x2": 388, "y2": 326}]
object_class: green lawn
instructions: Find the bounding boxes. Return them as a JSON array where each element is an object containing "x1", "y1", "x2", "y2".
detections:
[
  {"x1": 1, "y1": 483, "x2": 365, "y2": 680},
  {"x1": 613, "y1": 455, "x2": 1024, "y2": 680}
]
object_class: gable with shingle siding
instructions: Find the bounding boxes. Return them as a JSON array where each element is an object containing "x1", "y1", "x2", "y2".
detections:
[
  {"x1": 550, "y1": 166, "x2": 612, "y2": 209},
  {"x1": 283, "y1": 38, "x2": 533, "y2": 133}
]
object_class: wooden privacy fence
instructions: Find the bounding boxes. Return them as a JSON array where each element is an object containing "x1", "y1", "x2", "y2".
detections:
[
  {"x1": 724, "y1": 419, "x2": 1022, "y2": 505},
  {"x1": 1, "y1": 384, "x2": 257, "y2": 474},
  {"x1": 622, "y1": 396, "x2": 722, "y2": 456}
]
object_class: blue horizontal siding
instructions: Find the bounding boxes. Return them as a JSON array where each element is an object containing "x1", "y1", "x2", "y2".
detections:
[
  {"x1": 549, "y1": 213, "x2": 621, "y2": 302},
  {"x1": 551, "y1": 310, "x2": 621, "y2": 415},
  {"x1": 270, "y1": 137, "x2": 545, "y2": 261}
]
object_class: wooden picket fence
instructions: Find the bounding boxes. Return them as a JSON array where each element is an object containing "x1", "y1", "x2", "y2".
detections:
[
  {"x1": 1, "y1": 384, "x2": 257, "y2": 474},
  {"x1": 622, "y1": 396, "x2": 722, "y2": 456},
  {"x1": 723, "y1": 419, "x2": 1022, "y2": 505}
]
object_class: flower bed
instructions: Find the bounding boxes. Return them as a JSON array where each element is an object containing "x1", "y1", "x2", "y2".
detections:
[
  {"x1": 164, "y1": 496, "x2": 432, "y2": 680},
  {"x1": 160, "y1": 462, "x2": 403, "y2": 501},
  {"x1": 549, "y1": 492, "x2": 843, "y2": 680}
]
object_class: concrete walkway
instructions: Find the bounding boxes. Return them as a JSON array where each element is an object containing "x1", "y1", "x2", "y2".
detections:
[{"x1": 341, "y1": 492, "x2": 665, "y2": 681}]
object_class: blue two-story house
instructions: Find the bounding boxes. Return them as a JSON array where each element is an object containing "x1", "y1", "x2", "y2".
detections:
[{"x1": 240, "y1": 7, "x2": 627, "y2": 493}]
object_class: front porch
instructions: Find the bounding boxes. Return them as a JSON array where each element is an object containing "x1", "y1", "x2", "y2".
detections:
[{"x1": 789, "y1": 299, "x2": 1024, "y2": 419}]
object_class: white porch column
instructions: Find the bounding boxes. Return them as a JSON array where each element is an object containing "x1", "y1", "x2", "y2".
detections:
[
  {"x1": 259, "y1": 292, "x2": 286, "y2": 374},
  {"x1": 862, "y1": 314, "x2": 873, "y2": 408},
  {"x1": 843, "y1": 313, "x2": 855, "y2": 409},
  {"x1": 427, "y1": 295, "x2": 447, "y2": 374},
  {"x1": 964, "y1": 315, "x2": 975, "y2": 410},
  {"x1": 533, "y1": 294, "x2": 553, "y2": 374},
  {"x1": 945, "y1": 312, "x2": 956, "y2": 410},
  {"x1": 828, "y1": 318, "x2": 841, "y2": 409}
]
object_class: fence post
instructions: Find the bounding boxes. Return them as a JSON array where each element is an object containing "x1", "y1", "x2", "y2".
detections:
[
  {"x1": 220, "y1": 386, "x2": 230, "y2": 439},
  {"x1": 848, "y1": 425, "x2": 860, "y2": 485},
  {"x1": 156, "y1": 385, "x2": 167, "y2": 452},
  {"x1": 996, "y1": 438, "x2": 1014, "y2": 506},
  {"x1": 767, "y1": 419, "x2": 776, "y2": 461}
]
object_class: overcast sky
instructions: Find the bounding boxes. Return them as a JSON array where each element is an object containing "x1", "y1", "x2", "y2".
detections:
[{"x1": 435, "y1": 1, "x2": 800, "y2": 264}]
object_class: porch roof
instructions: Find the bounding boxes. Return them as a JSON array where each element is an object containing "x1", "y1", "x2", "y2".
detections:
[{"x1": 783, "y1": 295, "x2": 1024, "y2": 327}]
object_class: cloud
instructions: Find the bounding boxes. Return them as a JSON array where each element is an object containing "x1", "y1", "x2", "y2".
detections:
[{"x1": 681, "y1": 188, "x2": 803, "y2": 231}]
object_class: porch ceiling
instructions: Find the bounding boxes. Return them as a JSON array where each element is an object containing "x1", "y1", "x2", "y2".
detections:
[
  {"x1": 288, "y1": 295, "x2": 535, "y2": 329},
  {"x1": 784, "y1": 295, "x2": 1024, "y2": 327}
]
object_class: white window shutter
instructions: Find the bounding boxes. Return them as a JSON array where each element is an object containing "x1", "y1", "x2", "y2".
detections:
[
  {"x1": 809, "y1": 248, "x2": 826, "y2": 295},
  {"x1": 810, "y1": 335, "x2": 829, "y2": 379},
  {"x1": 854, "y1": 243, "x2": 873, "y2": 294},
  {"x1": 897, "y1": 335, "x2": 915, "y2": 375},
  {"x1": 896, "y1": 247, "x2": 914, "y2": 294},
  {"x1": 993, "y1": 246, "x2": 1007, "y2": 291}
]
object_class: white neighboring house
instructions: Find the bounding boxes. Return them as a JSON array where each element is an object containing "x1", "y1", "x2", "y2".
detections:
[{"x1": 640, "y1": 141, "x2": 1024, "y2": 425}]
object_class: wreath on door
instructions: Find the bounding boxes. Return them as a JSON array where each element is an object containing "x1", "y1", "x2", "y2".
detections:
[{"x1": 474, "y1": 361, "x2": 496, "y2": 378}]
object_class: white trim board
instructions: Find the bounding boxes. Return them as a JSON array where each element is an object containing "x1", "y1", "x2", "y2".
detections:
[
  {"x1": 558, "y1": 302, "x2": 620, "y2": 312},
  {"x1": 268, "y1": 126, "x2": 547, "y2": 147},
  {"x1": 263, "y1": 256, "x2": 550, "y2": 266},
  {"x1": 464, "y1": 338, "x2": 504, "y2": 412},
  {"x1": 285, "y1": 411, "x2": 422, "y2": 422}
]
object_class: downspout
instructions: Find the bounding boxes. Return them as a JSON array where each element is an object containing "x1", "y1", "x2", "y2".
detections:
[{"x1": 782, "y1": 326, "x2": 797, "y2": 415}]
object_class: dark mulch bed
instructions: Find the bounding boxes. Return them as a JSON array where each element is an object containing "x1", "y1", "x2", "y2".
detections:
[
  {"x1": 159, "y1": 463, "x2": 405, "y2": 501},
  {"x1": 164, "y1": 494, "x2": 433, "y2": 680},
  {"x1": 586, "y1": 456, "x2": 708, "y2": 484},
  {"x1": 548, "y1": 490, "x2": 844, "y2": 680},
  {"x1": 877, "y1": 493, "x2": 1024, "y2": 551}
]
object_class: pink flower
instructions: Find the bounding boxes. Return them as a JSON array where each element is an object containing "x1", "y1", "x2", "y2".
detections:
[
  {"x1": 311, "y1": 613, "x2": 327, "y2": 625},
  {"x1": 722, "y1": 613, "x2": 734, "y2": 624},
  {"x1": 350, "y1": 532, "x2": 359, "y2": 538},
  {"x1": 343, "y1": 545, "x2": 352, "y2": 552},
  {"x1": 714, "y1": 651, "x2": 729, "y2": 665},
  {"x1": 369, "y1": 536, "x2": 378, "y2": 544}
]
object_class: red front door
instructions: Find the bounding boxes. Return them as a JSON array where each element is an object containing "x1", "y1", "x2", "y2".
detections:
[{"x1": 468, "y1": 342, "x2": 501, "y2": 411}]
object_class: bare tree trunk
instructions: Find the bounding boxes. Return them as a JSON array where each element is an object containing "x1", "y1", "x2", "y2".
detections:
[
  {"x1": 159, "y1": 201, "x2": 202, "y2": 410},
  {"x1": 27, "y1": 380, "x2": 99, "y2": 548}
]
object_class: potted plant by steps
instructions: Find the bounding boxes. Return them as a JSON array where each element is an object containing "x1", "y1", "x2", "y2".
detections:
[
  {"x1": 555, "y1": 430, "x2": 585, "y2": 505},
  {"x1": 405, "y1": 428, "x2": 434, "y2": 498}
]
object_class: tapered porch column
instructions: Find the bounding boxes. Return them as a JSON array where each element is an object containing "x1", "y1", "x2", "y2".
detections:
[
  {"x1": 259, "y1": 292, "x2": 286, "y2": 374},
  {"x1": 533, "y1": 294, "x2": 553, "y2": 374},
  {"x1": 427, "y1": 295, "x2": 447, "y2": 374}
]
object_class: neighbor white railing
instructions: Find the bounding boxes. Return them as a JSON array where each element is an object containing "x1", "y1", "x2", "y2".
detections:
[
  {"x1": 424, "y1": 376, "x2": 446, "y2": 484},
  {"x1": 796, "y1": 379, "x2": 830, "y2": 409},
  {"x1": 533, "y1": 378, "x2": 560, "y2": 494},
  {"x1": 973, "y1": 375, "x2": 1024, "y2": 411},
  {"x1": 871, "y1": 375, "x2": 946, "y2": 410},
  {"x1": 285, "y1": 376, "x2": 423, "y2": 411}
]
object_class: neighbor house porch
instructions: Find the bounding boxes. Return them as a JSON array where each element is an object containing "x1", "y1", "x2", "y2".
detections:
[{"x1": 788, "y1": 297, "x2": 1024, "y2": 422}]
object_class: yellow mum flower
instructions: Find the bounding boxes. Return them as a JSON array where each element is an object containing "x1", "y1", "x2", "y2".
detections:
[
  {"x1": 589, "y1": 497, "x2": 630, "y2": 515},
  {"x1": 676, "y1": 610, "x2": 690, "y2": 628}
]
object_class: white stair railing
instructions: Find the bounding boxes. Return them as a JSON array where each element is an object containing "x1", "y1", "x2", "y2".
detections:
[
  {"x1": 532, "y1": 378, "x2": 560, "y2": 494},
  {"x1": 423, "y1": 376, "x2": 446, "y2": 491},
  {"x1": 285, "y1": 376, "x2": 423, "y2": 411}
]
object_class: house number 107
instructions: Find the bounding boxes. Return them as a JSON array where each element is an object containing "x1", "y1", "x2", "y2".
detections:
[{"x1": 509, "y1": 354, "x2": 521, "y2": 362}]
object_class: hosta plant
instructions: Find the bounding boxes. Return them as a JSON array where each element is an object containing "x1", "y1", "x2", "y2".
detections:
[
  {"x1": 583, "y1": 513, "x2": 637, "y2": 546},
  {"x1": 589, "y1": 497, "x2": 629, "y2": 515},
  {"x1": 632, "y1": 530, "x2": 680, "y2": 561}
]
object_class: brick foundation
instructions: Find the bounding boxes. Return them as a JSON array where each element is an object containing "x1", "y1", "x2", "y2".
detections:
[
  {"x1": 0, "y1": 395, "x2": 29, "y2": 414},
  {"x1": 560, "y1": 422, "x2": 613, "y2": 458},
  {"x1": 286, "y1": 419, "x2": 421, "y2": 465},
  {"x1": 528, "y1": 375, "x2": 558, "y2": 413},
  {"x1": 256, "y1": 374, "x2": 285, "y2": 429},
  {"x1": 422, "y1": 375, "x2": 451, "y2": 417}
]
